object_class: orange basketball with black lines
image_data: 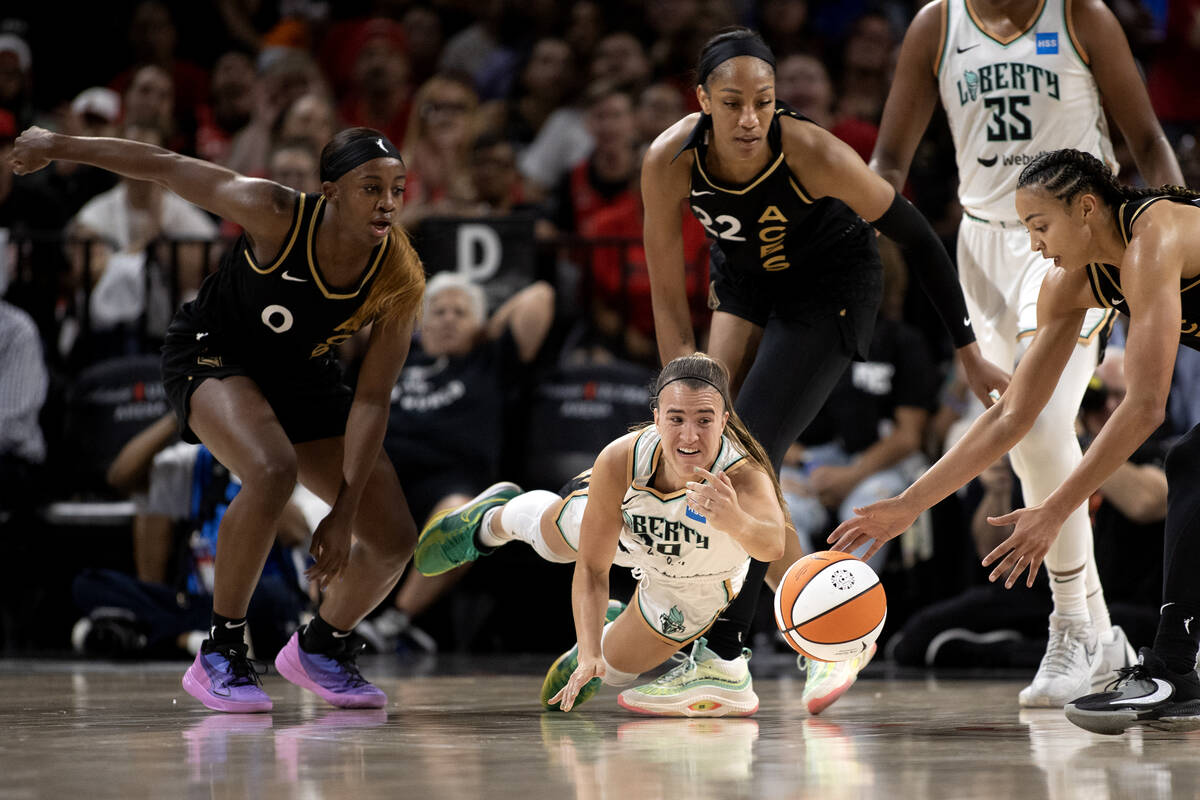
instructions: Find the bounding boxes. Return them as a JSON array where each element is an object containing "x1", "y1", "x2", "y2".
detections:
[{"x1": 773, "y1": 551, "x2": 887, "y2": 662}]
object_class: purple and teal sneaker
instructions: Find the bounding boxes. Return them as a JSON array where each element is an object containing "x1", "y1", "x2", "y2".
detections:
[
  {"x1": 275, "y1": 631, "x2": 387, "y2": 709},
  {"x1": 182, "y1": 640, "x2": 272, "y2": 713}
]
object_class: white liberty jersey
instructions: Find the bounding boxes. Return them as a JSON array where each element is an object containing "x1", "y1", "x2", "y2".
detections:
[
  {"x1": 937, "y1": 0, "x2": 1115, "y2": 221},
  {"x1": 618, "y1": 428, "x2": 751, "y2": 582}
]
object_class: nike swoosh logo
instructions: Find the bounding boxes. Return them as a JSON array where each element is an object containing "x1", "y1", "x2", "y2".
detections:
[
  {"x1": 224, "y1": 620, "x2": 246, "y2": 629},
  {"x1": 977, "y1": 155, "x2": 998, "y2": 167},
  {"x1": 195, "y1": 332, "x2": 208, "y2": 340},
  {"x1": 332, "y1": 630, "x2": 352, "y2": 638},
  {"x1": 957, "y1": 44, "x2": 980, "y2": 53},
  {"x1": 1122, "y1": 678, "x2": 1174, "y2": 706},
  {"x1": 690, "y1": 190, "x2": 715, "y2": 196},
  {"x1": 963, "y1": 316, "x2": 971, "y2": 326},
  {"x1": 1111, "y1": 297, "x2": 1124, "y2": 305},
  {"x1": 282, "y1": 271, "x2": 307, "y2": 283}
]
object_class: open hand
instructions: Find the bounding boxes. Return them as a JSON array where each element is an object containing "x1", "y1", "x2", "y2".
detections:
[
  {"x1": 981, "y1": 503, "x2": 1065, "y2": 588},
  {"x1": 827, "y1": 495, "x2": 919, "y2": 560},
  {"x1": 548, "y1": 655, "x2": 604, "y2": 712},
  {"x1": 687, "y1": 467, "x2": 740, "y2": 530}
]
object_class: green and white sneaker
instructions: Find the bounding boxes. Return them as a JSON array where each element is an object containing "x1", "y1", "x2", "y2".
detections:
[
  {"x1": 541, "y1": 600, "x2": 627, "y2": 711},
  {"x1": 414, "y1": 482, "x2": 521, "y2": 576},
  {"x1": 617, "y1": 637, "x2": 759, "y2": 717}
]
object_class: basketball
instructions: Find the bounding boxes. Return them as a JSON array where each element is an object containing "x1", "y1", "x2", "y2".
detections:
[{"x1": 773, "y1": 551, "x2": 887, "y2": 662}]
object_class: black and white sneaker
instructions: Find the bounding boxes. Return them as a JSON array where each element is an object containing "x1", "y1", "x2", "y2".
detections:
[{"x1": 1065, "y1": 647, "x2": 1200, "y2": 735}]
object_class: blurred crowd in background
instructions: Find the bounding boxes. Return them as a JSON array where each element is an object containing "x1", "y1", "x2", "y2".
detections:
[{"x1": 0, "y1": 0, "x2": 1197, "y2": 666}]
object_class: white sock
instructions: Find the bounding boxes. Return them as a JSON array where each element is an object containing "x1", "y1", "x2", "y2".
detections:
[
  {"x1": 499, "y1": 489, "x2": 572, "y2": 563},
  {"x1": 600, "y1": 620, "x2": 640, "y2": 687},
  {"x1": 1085, "y1": 552, "x2": 1114, "y2": 641},
  {"x1": 476, "y1": 507, "x2": 512, "y2": 548}
]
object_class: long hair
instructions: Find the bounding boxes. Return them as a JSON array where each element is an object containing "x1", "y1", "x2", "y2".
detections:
[
  {"x1": 319, "y1": 127, "x2": 427, "y2": 330},
  {"x1": 649, "y1": 353, "x2": 787, "y2": 516},
  {"x1": 1016, "y1": 149, "x2": 1200, "y2": 208}
]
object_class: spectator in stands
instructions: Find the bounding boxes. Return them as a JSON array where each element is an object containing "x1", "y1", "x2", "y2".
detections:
[
  {"x1": 833, "y1": 10, "x2": 896, "y2": 125},
  {"x1": 635, "y1": 82, "x2": 686, "y2": 146},
  {"x1": 1147, "y1": 0, "x2": 1200, "y2": 144},
  {"x1": 478, "y1": 37, "x2": 574, "y2": 153},
  {"x1": 758, "y1": 0, "x2": 817, "y2": 57},
  {"x1": 774, "y1": 52, "x2": 878, "y2": 162},
  {"x1": 69, "y1": 122, "x2": 219, "y2": 344},
  {"x1": 363, "y1": 273, "x2": 555, "y2": 653},
  {"x1": 31, "y1": 88, "x2": 120, "y2": 216},
  {"x1": 0, "y1": 289, "x2": 48, "y2": 517},
  {"x1": 267, "y1": 137, "x2": 320, "y2": 195},
  {"x1": 338, "y1": 19, "x2": 414, "y2": 149},
  {"x1": 224, "y1": 51, "x2": 329, "y2": 177},
  {"x1": 590, "y1": 31, "x2": 652, "y2": 95},
  {"x1": 770, "y1": 258, "x2": 937, "y2": 572},
  {"x1": 0, "y1": 110, "x2": 72, "y2": 347},
  {"x1": 74, "y1": 415, "x2": 310, "y2": 660},
  {"x1": 545, "y1": 82, "x2": 639, "y2": 236},
  {"x1": 120, "y1": 65, "x2": 180, "y2": 152},
  {"x1": 401, "y1": 5, "x2": 446, "y2": 87},
  {"x1": 195, "y1": 51, "x2": 256, "y2": 166},
  {"x1": 564, "y1": 0, "x2": 604, "y2": 68},
  {"x1": 397, "y1": 73, "x2": 480, "y2": 227},
  {"x1": 0, "y1": 33, "x2": 33, "y2": 131}
]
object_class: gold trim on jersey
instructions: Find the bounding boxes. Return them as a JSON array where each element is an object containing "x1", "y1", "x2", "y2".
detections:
[
  {"x1": 934, "y1": 0, "x2": 950, "y2": 77},
  {"x1": 695, "y1": 151, "x2": 786, "y2": 196},
  {"x1": 242, "y1": 192, "x2": 306, "y2": 275},
  {"x1": 1121, "y1": 197, "x2": 1170, "y2": 247},
  {"x1": 1086, "y1": 262, "x2": 1112, "y2": 308},
  {"x1": 964, "y1": 0, "x2": 1048, "y2": 46},
  {"x1": 306, "y1": 195, "x2": 389, "y2": 299},
  {"x1": 1065, "y1": 0, "x2": 1088, "y2": 64},
  {"x1": 789, "y1": 177, "x2": 813, "y2": 204}
]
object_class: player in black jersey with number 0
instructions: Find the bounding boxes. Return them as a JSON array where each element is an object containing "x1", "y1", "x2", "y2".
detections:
[
  {"x1": 627, "y1": 28, "x2": 1010, "y2": 717},
  {"x1": 10, "y1": 125, "x2": 425, "y2": 713},
  {"x1": 830, "y1": 149, "x2": 1200, "y2": 734}
]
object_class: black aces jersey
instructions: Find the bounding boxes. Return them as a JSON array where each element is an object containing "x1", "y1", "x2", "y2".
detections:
[
  {"x1": 678, "y1": 102, "x2": 871, "y2": 277},
  {"x1": 175, "y1": 192, "x2": 387, "y2": 366},
  {"x1": 1084, "y1": 195, "x2": 1200, "y2": 350}
]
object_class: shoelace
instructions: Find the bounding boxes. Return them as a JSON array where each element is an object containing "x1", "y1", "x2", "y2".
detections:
[
  {"x1": 1105, "y1": 663, "x2": 1151, "y2": 692},
  {"x1": 330, "y1": 637, "x2": 371, "y2": 688},
  {"x1": 213, "y1": 645, "x2": 266, "y2": 688},
  {"x1": 653, "y1": 642, "x2": 702, "y2": 685},
  {"x1": 1040, "y1": 626, "x2": 1083, "y2": 676}
]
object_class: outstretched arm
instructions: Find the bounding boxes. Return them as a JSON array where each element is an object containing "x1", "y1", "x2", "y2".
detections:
[
  {"x1": 9, "y1": 127, "x2": 295, "y2": 250},
  {"x1": 486, "y1": 280, "x2": 556, "y2": 363},
  {"x1": 550, "y1": 437, "x2": 629, "y2": 711},
  {"x1": 643, "y1": 119, "x2": 698, "y2": 366},
  {"x1": 827, "y1": 269, "x2": 1089, "y2": 562}
]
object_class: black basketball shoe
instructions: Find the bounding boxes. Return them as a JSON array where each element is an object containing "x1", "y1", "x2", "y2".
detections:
[{"x1": 1064, "y1": 647, "x2": 1200, "y2": 734}]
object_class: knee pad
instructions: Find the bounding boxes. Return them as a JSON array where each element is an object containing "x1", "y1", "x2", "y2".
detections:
[
  {"x1": 500, "y1": 490, "x2": 571, "y2": 563},
  {"x1": 600, "y1": 621, "x2": 641, "y2": 687}
]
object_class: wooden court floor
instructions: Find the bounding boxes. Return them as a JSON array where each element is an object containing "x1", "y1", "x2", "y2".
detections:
[{"x1": 1, "y1": 655, "x2": 1198, "y2": 800}]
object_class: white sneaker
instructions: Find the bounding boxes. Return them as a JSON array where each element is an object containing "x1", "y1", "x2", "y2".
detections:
[
  {"x1": 617, "y1": 637, "x2": 759, "y2": 717},
  {"x1": 1018, "y1": 613, "x2": 1099, "y2": 708},
  {"x1": 1090, "y1": 624, "x2": 1136, "y2": 691}
]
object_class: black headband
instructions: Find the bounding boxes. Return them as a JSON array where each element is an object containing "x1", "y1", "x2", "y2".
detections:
[
  {"x1": 654, "y1": 375, "x2": 725, "y2": 402},
  {"x1": 320, "y1": 134, "x2": 404, "y2": 183},
  {"x1": 697, "y1": 36, "x2": 776, "y2": 86}
]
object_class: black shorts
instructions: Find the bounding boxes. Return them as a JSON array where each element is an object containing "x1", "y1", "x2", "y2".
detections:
[
  {"x1": 707, "y1": 224, "x2": 882, "y2": 360},
  {"x1": 161, "y1": 330, "x2": 352, "y2": 445}
]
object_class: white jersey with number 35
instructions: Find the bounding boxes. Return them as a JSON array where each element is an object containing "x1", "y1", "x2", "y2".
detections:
[{"x1": 937, "y1": 0, "x2": 1116, "y2": 221}]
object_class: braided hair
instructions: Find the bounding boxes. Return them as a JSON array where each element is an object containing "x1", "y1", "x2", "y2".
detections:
[
  {"x1": 648, "y1": 353, "x2": 787, "y2": 516},
  {"x1": 1017, "y1": 149, "x2": 1200, "y2": 208}
]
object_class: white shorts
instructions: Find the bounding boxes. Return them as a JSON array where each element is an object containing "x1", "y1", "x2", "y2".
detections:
[
  {"x1": 553, "y1": 492, "x2": 749, "y2": 644},
  {"x1": 957, "y1": 214, "x2": 1112, "y2": 366}
]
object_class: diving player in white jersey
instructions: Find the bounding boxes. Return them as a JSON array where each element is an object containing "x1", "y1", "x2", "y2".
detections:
[
  {"x1": 870, "y1": 0, "x2": 1182, "y2": 707},
  {"x1": 413, "y1": 353, "x2": 788, "y2": 716}
]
